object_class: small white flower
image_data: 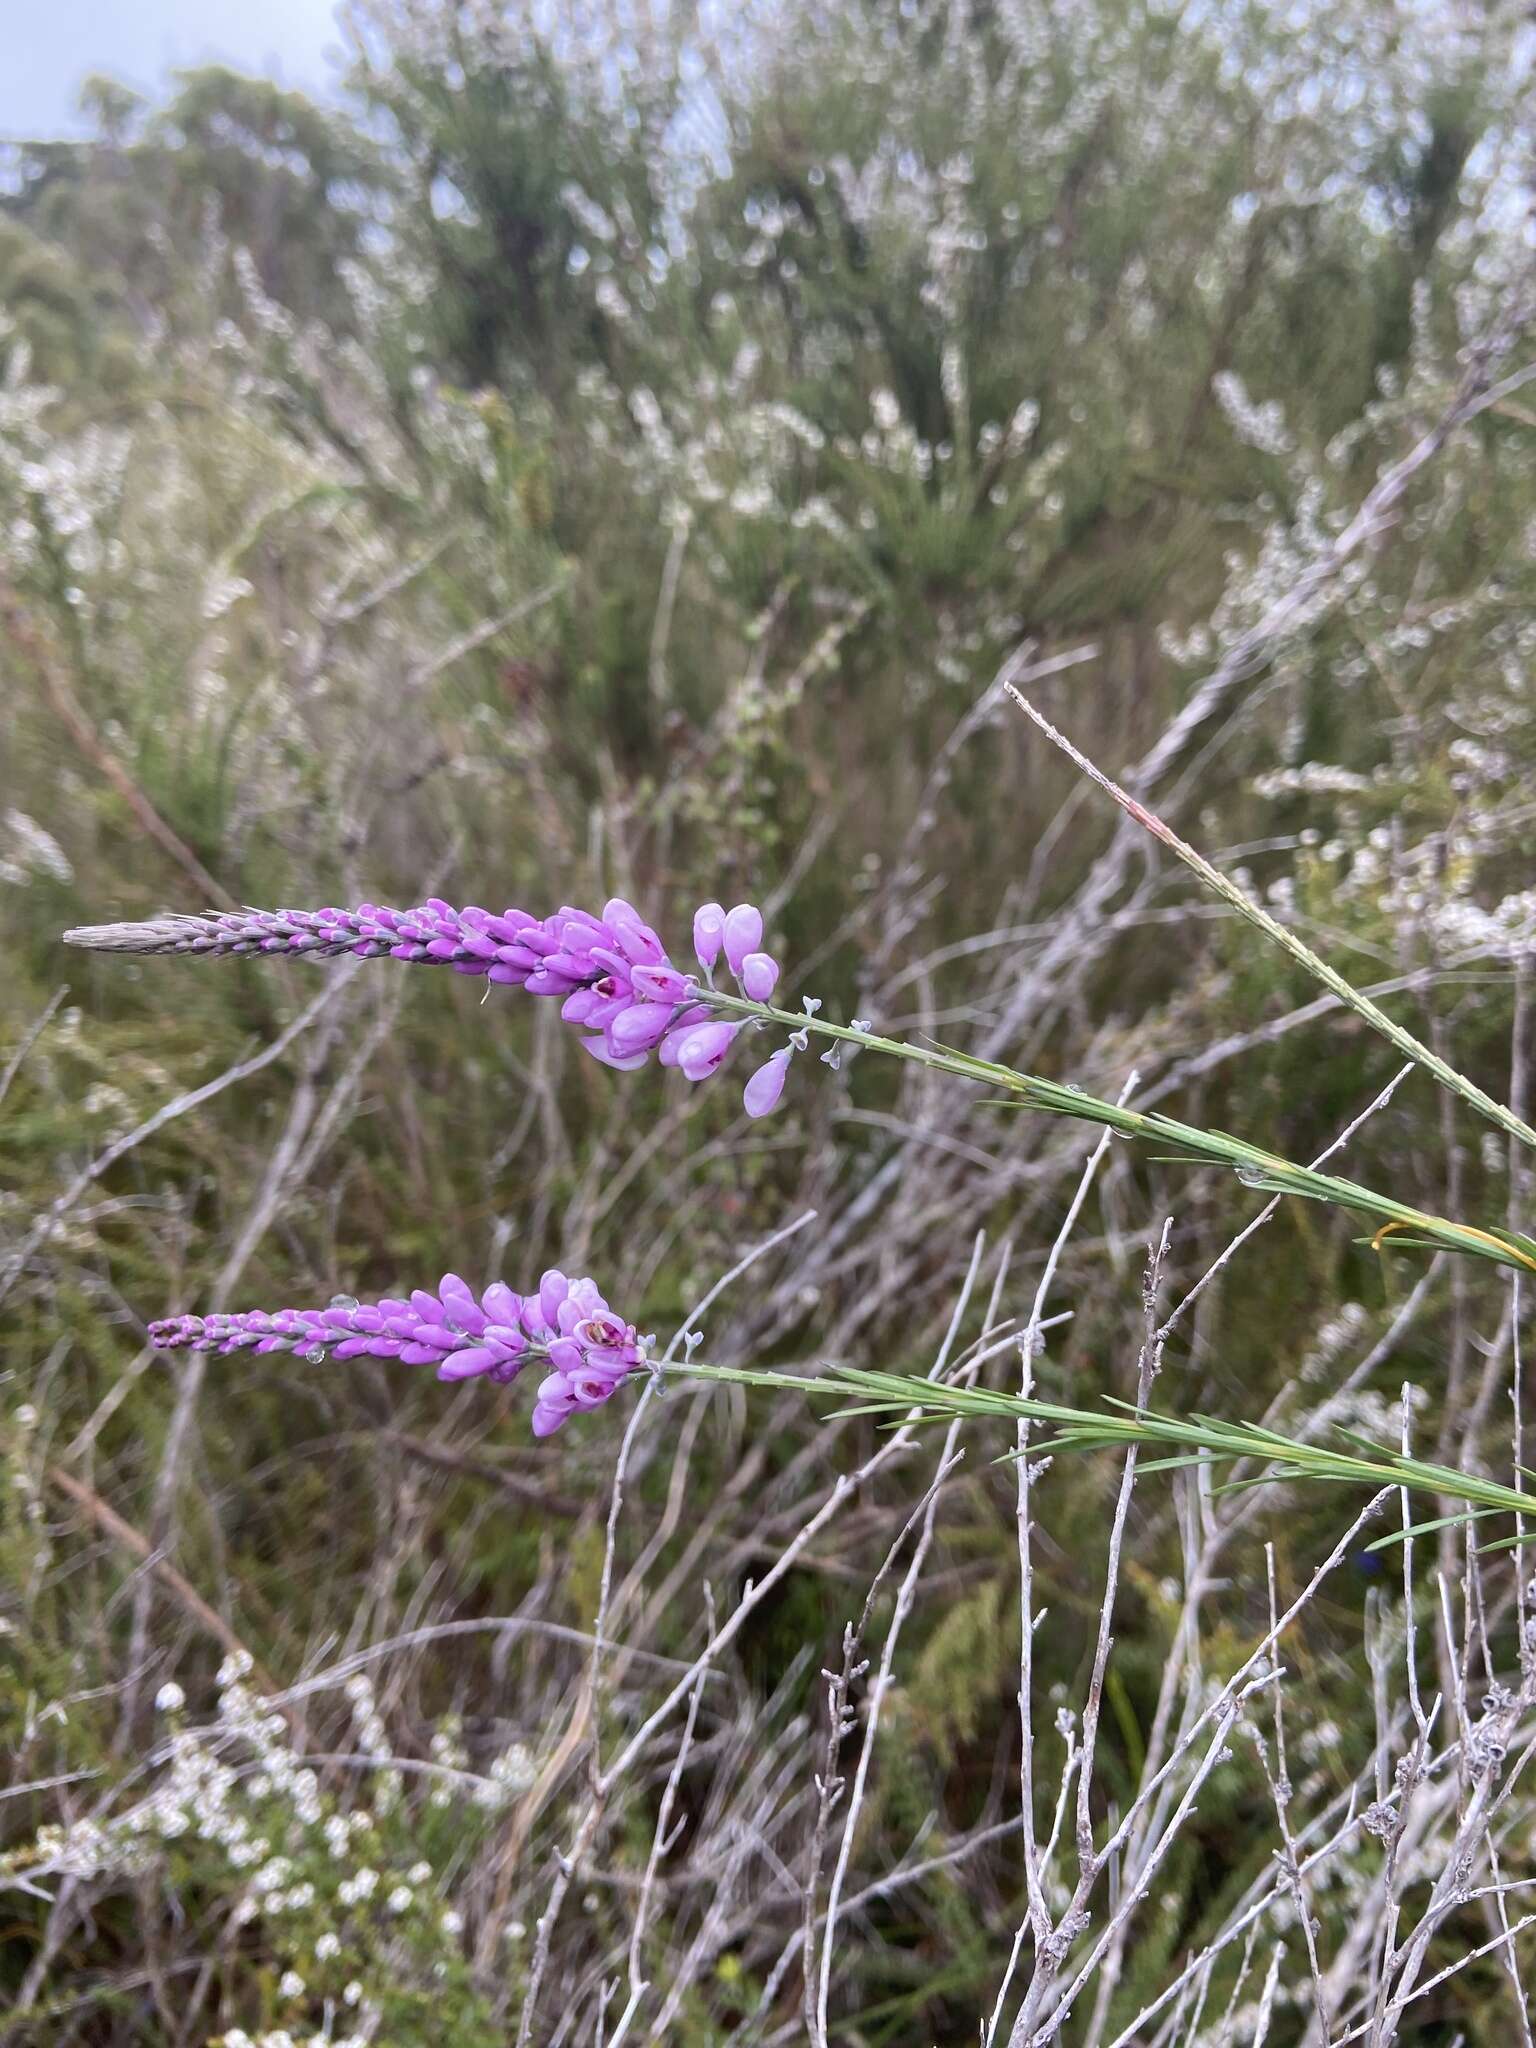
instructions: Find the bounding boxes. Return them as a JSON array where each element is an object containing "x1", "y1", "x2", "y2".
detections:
[
  {"x1": 408, "y1": 1861, "x2": 432, "y2": 1884},
  {"x1": 279, "y1": 1969, "x2": 305, "y2": 1998},
  {"x1": 387, "y1": 1885, "x2": 413, "y2": 1914},
  {"x1": 314, "y1": 1932, "x2": 341, "y2": 1961},
  {"x1": 440, "y1": 1908, "x2": 464, "y2": 1936},
  {"x1": 344, "y1": 1980, "x2": 363, "y2": 2006},
  {"x1": 337, "y1": 1867, "x2": 378, "y2": 1907},
  {"x1": 155, "y1": 1682, "x2": 186, "y2": 1713}
]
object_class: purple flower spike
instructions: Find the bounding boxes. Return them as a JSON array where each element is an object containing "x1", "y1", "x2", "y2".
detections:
[
  {"x1": 148, "y1": 1276, "x2": 530, "y2": 1384},
  {"x1": 723, "y1": 904, "x2": 764, "y2": 978},
  {"x1": 677, "y1": 1020, "x2": 742, "y2": 1081},
  {"x1": 693, "y1": 902, "x2": 726, "y2": 972},
  {"x1": 740, "y1": 951, "x2": 779, "y2": 1002},
  {"x1": 67, "y1": 889, "x2": 792, "y2": 1108},
  {"x1": 743, "y1": 1049, "x2": 791, "y2": 1118},
  {"x1": 62, "y1": 902, "x2": 541, "y2": 975},
  {"x1": 149, "y1": 1269, "x2": 645, "y2": 1435}
]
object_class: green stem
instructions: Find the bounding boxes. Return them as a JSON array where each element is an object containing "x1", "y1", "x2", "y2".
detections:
[
  {"x1": 665, "y1": 1361, "x2": 1532, "y2": 1548},
  {"x1": 700, "y1": 989, "x2": 1536, "y2": 1278},
  {"x1": 1006, "y1": 687, "x2": 1536, "y2": 1152}
]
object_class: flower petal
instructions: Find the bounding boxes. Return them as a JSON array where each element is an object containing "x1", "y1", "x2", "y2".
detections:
[
  {"x1": 539, "y1": 1270, "x2": 571, "y2": 1327},
  {"x1": 581, "y1": 1037, "x2": 648, "y2": 1072},
  {"x1": 677, "y1": 1020, "x2": 742, "y2": 1081},
  {"x1": 436, "y1": 1346, "x2": 501, "y2": 1381},
  {"x1": 608, "y1": 1002, "x2": 675, "y2": 1054},
  {"x1": 482, "y1": 1283, "x2": 522, "y2": 1324}
]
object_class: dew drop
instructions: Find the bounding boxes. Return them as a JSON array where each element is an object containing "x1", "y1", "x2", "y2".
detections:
[
  {"x1": 305, "y1": 1345, "x2": 327, "y2": 1364},
  {"x1": 329, "y1": 1293, "x2": 360, "y2": 1312}
]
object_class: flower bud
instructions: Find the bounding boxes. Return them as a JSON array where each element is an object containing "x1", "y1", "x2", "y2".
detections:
[
  {"x1": 740, "y1": 951, "x2": 779, "y2": 1002},
  {"x1": 677, "y1": 1020, "x2": 742, "y2": 1081},
  {"x1": 743, "y1": 1051, "x2": 791, "y2": 1118},
  {"x1": 723, "y1": 903, "x2": 764, "y2": 977},
  {"x1": 693, "y1": 902, "x2": 726, "y2": 971}
]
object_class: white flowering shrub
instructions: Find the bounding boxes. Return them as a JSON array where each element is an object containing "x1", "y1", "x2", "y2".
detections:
[{"x1": 10, "y1": 1652, "x2": 532, "y2": 2043}]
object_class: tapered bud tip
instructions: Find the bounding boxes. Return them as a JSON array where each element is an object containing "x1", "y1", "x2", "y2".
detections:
[{"x1": 63, "y1": 919, "x2": 180, "y2": 952}]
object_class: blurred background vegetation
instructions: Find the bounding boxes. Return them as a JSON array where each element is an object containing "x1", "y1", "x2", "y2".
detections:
[{"x1": 4, "y1": 1, "x2": 1536, "y2": 2040}]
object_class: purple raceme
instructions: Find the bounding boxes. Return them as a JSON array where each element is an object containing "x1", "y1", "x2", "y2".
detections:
[
  {"x1": 65, "y1": 895, "x2": 799, "y2": 1118},
  {"x1": 148, "y1": 1270, "x2": 645, "y2": 1436}
]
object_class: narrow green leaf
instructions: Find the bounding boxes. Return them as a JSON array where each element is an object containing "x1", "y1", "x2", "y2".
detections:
[{"x1": 1365, "y1": 1511, "x2": 1503, "y2": 1553}]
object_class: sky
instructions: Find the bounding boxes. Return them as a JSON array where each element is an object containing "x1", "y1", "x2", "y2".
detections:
[{"x1": 0, "y1": 0, "x2": 347, "y2": 138}]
